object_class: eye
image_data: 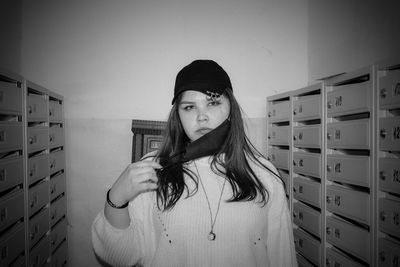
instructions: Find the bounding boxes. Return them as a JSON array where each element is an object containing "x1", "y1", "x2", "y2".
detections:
[
  {"x1": 208, "y1": 100, "x2": 221, "y2": 106},
  {"x1": 182, "y1": 105, "x2": 194, "y2": 111}
]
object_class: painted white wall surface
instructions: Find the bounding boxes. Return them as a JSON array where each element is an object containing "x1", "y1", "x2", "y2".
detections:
[
  {"x1": 308, "y1": 0, "x2": 400, "y2": 82},
  {"x1": 66, "y1": 118, "x2": 132, "y2": 266},
  {"x1": 19, "y1": 1, "x2": 308, "y2": 266},
  {"x1": 21, "y1": 0, "x2": 308, "y2": 120},
  {"x1": 0, "y1": 0, "x2": 22, "y2": 73}
]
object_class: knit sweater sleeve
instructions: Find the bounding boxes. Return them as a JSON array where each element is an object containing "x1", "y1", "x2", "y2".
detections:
[
  {"x1": 91, "y1": 192, "x2": 155, "y2": 267},
  {"x1": 257, "y1": 158, "x2": 298, "y2": 267}
]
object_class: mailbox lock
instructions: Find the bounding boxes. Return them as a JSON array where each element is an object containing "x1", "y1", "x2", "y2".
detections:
[
  {"x1": 50, "y1": 160, "x2": 56, "y2": 169},
  {"x1": 51, "y1": 233, "x2": 58, "y2": 246},
  {"x1": 334, "y1": 195, "x2": 341, "y2": 206},
  {"x1": 326, "y1": 259, "x2": 341, "y2": 267},
  {"x1": 299, "y1": 185, "x2": 303, "y2": 193},
  {"x1": 30, "y1": 195, "x2": 38, "y2": 208},
  {"x1": 299, "y1": 159, "x2": 304, "y2": 167},
  {"x1": 1, "y1": 246, "x2": 8, "y2": 260},
  {"x1": 293, "y1": 135, "x2": 297, "y2": 141},
  {"x1": 334, "y1": 228, "x2": 340, "y2": 238},
  {"x1": 30, "y1": 225, "x2": 39, "y2": 240},
  {"x1": 326, "y1": 226, "x2": 331, "y2": 235},
  {"x1": 268, "y1": 112, "x2": 271, "y2": 118},
  {"x1": 326, "y1": 258, "x2": 331, "y2": 267},
  {"x1": 393, "y1": 255, "x2": 399, "y2": 267},
  {"x1": 29, "y1": 165, "x2": 36, "y2": 177},
  {"x1": 50, "y1": 184, "x2": 56, "y2": 194},
  {"x1": 327, "y1": 165, "x2": 332, "y2": 172},
  {"x1": 327, "y1": 133, "x2": 332, "y2": 140},
  {"x1": 298, "y1": 239, "x2": 303, "y2": 248},
  {"x1": 380, "y1": 211, "x2": 387, "y2": 222},
  {"x1": 51, "y1": 210, "x2": 57, "y2": 221},
  {"x1": 326, "y1": 196, "x2": 332, "y2": 204},
  {"x1": 379, "y1": 171, "x2": 386, "y2": 181},
  {"x1": 0, "y1": 169, "x2": 5, "y2": 181},
  {"x1": 327, "y1": 101, "x2": 332, "y2": 109},
  {"x1": 380, "y1": 88, "x2": 387, "y2": 99},
  {"x1": 293, "y1": 109, "x2": 297, "y2": 115},
  {"x1": 0, "y1": 208, "x2": 7, "y2": 222},
  {"x1": 396, "y1": 83, "x2": 400, "y2": 96},
  {"x1": 379, "y1": 251, "x2": 386, "y2": 263},
  {"x1": 334, "y1": 163, "x2": 341, "y2": 173},
  {"x1": 380, "y1": 128, "x2": 387, "y2": 138},
  {"x1": 393, "y1": 213, "x2": 399, "y2": 226},
  {"x1": 33, "y1": 254, "x2": 40, "y2": 266}
]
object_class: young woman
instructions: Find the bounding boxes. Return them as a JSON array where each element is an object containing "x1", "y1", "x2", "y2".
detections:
[{"x1": 92, "y1": 60, "x2": 298, "y2": 267}]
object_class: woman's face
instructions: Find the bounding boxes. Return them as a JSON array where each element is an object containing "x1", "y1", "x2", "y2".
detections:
[{"x1": 178, "y1": 90, "x2": 230, "y2": 142}]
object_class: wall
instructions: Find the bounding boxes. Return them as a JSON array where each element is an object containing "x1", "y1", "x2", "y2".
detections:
[
  {"x1": 308, "y1": 0, "x2": 400, "y2": 82},
  {"x1": 19, "y1": 1, "x2": 308, "y2": 266},
  {"x1": 0, "y1": 0, "x2": 22, "y2": 73}
]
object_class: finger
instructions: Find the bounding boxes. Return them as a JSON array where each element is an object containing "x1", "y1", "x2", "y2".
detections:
[
  {"x1": 138, "y1": 172, "x2": 158, "y2": 184},
  {"x1": 141, "y1": 182, "x2": 158, "y2": 192},
  {"x1": 133, "y1": 168, "x2": 157, "y2": 180},
  {"x1": 134, "y1": 160, "x2": 162, "y2": 169},
  {"x1": 140, "y1": 178, "x2": 157, "y2": 184},
  {"x1": 136, "y1": 181, "x2": 158, "y2": 195},
  {"x1": 127, "y1": 164, "x2": 161, "y2": 179},
  {"x1": 131, "y1": 166, "x2": 158, "y2": 175}
]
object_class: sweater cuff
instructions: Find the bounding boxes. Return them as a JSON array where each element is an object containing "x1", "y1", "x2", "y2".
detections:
[{"x1": 100, "y1": 208, "x2": 135, "y2": 233}]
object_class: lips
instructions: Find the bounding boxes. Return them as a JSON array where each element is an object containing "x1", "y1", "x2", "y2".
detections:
[{"x1": 196, "y1": 127, "x2": 212, "y2": 135}]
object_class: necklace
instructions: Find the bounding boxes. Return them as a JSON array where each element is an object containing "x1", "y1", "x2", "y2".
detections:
[{"x1": 193, "y1": 161, "x2": 226, "y2": 241}]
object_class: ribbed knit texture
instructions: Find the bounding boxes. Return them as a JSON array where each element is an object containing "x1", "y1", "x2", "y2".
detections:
[{"x1": 92, "y1": 156, "x2": 298, "y2": 267}]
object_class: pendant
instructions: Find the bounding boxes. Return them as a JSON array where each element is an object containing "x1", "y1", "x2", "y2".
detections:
[{"x1": 208, "y1": 231, "x2": 216, "y2": 241}]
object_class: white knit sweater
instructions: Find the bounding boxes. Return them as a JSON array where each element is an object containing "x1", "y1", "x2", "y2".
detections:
[{"x1": 92, "y1": 156, "x2": 298, "y2": 267}]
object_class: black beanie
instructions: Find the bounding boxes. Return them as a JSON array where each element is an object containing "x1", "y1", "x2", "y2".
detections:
[{"x1": 172, "y1": 60, "x2": 233, "y2": 104}]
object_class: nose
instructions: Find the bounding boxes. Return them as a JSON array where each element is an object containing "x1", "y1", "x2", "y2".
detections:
[{"x1": 196, "y1": 107, "x2": 209, "y2": 122}]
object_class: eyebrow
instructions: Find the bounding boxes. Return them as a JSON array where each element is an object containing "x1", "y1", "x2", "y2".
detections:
[
  {"x1": 180, "y1": 97, "x2": 220, "y2": 104},
  {"x1": 179, "y1": 101, "x2": 195, "y2": 105}
]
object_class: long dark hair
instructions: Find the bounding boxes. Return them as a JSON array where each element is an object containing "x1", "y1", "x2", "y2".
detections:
[{"x1": 156, "y1": 89, "x2": 279, "y2": 210}]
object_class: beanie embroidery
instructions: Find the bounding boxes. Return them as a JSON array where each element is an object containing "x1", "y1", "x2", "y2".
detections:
[{"x1": 206, "y1": 90, "x2": 221, "y2": 102}]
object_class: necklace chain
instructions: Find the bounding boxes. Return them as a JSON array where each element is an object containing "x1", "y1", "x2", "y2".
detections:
[{"x1": 193, "y1": 161, "x2": 226, "y2": 241}]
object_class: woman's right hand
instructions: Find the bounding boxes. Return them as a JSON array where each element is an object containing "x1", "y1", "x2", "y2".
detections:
[{"x1": 108, "y1": 160, "x2": 162, "y2": 207}]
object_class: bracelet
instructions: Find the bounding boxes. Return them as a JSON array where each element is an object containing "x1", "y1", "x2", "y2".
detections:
[{"x1": 106, "y1": 189, "x2": 128, "y2": 209}]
